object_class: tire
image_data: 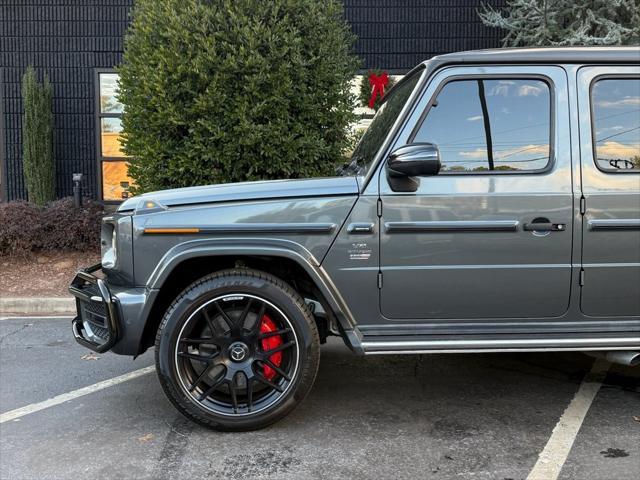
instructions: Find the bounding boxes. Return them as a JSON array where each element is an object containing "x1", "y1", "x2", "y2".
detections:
[{"x1": 155, "y1": 268, "x2": 320, "y2": 431}]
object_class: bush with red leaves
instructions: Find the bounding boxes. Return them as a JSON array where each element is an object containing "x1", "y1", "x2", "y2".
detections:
[
  {"x1": 0, "y1": 201, "x2": 43, "y2": 256},
  {"x1": 0, "y1": 198, "x2": 104, "y2": 257}
]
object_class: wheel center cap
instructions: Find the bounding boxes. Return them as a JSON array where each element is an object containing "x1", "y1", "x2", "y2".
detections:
[{"x1": 229, "y1": 342, "x2": 249, "y2": 362}]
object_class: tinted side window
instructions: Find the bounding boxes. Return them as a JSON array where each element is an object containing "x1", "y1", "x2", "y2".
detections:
[
  {"x1": 413, "y1": 79, "x2": 551, "y2": 173},
  {"x1": 592, "y1": 78, "x2": 640, "y2": 172}
]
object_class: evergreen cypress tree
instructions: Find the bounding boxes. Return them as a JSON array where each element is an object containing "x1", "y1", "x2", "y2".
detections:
[
  {"x1": 21, "y1": 66, "x2": 56, "y2": 206},
  {"x1": 479, "y1": 0, "x2": 640, "y2": 46}
]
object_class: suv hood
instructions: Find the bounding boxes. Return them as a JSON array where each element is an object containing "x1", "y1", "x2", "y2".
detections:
[{"x1": 118, "y1": 176, "x2": 359, "y2": 212}]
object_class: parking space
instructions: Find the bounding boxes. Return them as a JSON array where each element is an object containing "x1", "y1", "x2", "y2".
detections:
[
  {"x1": 560, "y1": 369, "x2": 640, "y2": 480},
  {"x1": 1, "y1": 317, "x2": 638, "y2": 480}
]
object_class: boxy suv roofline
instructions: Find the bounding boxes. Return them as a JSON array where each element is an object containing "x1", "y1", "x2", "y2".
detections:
[{"x1": 423, "y1": 46, "x2": 640, "y2": 73}]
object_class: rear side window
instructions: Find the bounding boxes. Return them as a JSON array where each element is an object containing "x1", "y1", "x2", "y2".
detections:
[
  {"x1": 591, "y1": 78, "x2": 640, "y2": 172},
  {"x1": 413, "y1": 78, "x2": 551, "y2": 173}
]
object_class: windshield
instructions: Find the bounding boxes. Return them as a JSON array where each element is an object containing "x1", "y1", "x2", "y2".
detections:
[{"x1": 346, "y1": 69, "x2": 422, "y2": 176}]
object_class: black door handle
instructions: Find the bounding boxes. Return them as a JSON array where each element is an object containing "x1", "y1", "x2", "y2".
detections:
[{"x1": 523, "y1": 222, "x2": 566, "y2": 232}]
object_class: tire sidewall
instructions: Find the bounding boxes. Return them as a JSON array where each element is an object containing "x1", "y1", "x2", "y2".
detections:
[{"x1": 156, "y1": 270, "x2": 319, "y2": 430}]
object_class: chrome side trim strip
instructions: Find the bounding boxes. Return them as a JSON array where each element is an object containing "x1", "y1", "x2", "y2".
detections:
[
  {"x1": 588, "y1": 219, "x2": 640, "y2": 231},
  {"x1": 365, "y1": 346, "x2": 639, "y2": 355},
  {"x1": 362, "y1": 337, "x2": 640, "y2": 354},
  {"x1": 358, "y1": 319, "x2": 640, "y2": 335},
  {"x1": 145, "y1": 223, "x2": 337, "y2": 235},
  {"x1": 384, "y1": 220, "x2": 519, "y2": 233}
]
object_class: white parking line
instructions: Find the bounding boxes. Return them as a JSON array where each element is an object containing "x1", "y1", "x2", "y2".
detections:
[
  {"x1": 527, "y1": 358, "x2": 610, "y2": 480},
  {"x1": 0, "y1": 366, "x2": 155, "y2": 424}
]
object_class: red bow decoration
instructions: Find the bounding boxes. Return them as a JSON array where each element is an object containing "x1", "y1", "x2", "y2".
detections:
[{"x1": 368, "y1": 72, "x2": 389, "y2": 109}]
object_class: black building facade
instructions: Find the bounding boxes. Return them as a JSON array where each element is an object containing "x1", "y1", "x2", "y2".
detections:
[{"x1": 0, "y1": 0, "x2": 505, "y2": 202}]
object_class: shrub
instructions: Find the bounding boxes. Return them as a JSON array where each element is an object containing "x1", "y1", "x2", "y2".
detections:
[
  {"x1": 0, "y1": 201, "x2": 43, "y2": 256},
  {"x1": 41, "y1": 198, "x2": 104, "y2": 253},
  {"x1": 0, "y1": 198, "x2": 103, "y2": 257},
  {"x1": 118, "y1": 0, "x2": 360, "y2": 194},
  {"x1": 22, "y1": 66, "x2": 56, "y2": 206}
]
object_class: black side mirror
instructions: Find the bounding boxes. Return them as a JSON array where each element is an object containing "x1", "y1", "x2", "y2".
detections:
[
  {"x1": 388, "y1": 143, "x2": 441, "y2": 177},
  {"x1": 387, "y1": 143, "x2": 441, "y2": 192}
]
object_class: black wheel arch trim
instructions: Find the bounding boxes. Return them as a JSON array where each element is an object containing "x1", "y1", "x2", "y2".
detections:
[{"x1": 135, "y1": 238, "x2": 362, "y2": 354}]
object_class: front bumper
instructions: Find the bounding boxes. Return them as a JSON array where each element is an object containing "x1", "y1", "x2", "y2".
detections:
[{"x1": 69, "y1": 264, "x2": 120, "y2": 353}]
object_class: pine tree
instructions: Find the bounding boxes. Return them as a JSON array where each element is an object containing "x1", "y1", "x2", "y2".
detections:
[
  {"x1": 21, "y1": 66, "x2": 56, "y2": 206},
  {"x1": 479, "y1": 0, "x2": 640, "y2": 46}
]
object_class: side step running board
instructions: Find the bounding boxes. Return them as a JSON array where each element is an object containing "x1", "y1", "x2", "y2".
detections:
[{"x1": 361, "y1": 337, "x2": 640, "y2": 355}]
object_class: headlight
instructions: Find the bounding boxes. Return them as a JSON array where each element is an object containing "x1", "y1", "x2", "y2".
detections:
[{"x1": 101, "y1": 221, "x2": 117, "y2": 269}]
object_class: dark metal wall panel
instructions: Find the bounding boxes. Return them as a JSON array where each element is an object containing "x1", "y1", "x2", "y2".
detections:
[
  {"x1": 0, "y1": 0, "x2": 505, "y2": 200},
  {"x1": 344, "y1": 0, "x2": 506, "y2": 72},
  {"x1": 0, "y1": 0, "x2": 133, "y2": 200},
  {"x1": 0, "y1": 70, "x2": 5, "y2": 202}
]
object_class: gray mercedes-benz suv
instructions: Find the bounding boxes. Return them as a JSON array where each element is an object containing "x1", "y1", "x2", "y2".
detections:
[{"x1": 70, "y1": 47, "x2": 640, "y2": 430}]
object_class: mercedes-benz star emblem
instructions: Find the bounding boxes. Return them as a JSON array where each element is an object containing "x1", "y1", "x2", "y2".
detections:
[{"x1": 230, "y1": 344, "x2": 247, "y2": 362}]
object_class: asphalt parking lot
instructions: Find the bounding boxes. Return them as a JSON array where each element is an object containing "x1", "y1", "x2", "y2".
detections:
[{"x1": 0, "y1": 317, "x2": 638, "y2": 480}]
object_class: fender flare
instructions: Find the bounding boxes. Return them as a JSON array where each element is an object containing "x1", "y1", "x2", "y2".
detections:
[{"x1": 138, "y1": 238, "x2": 361, "y2": 350}]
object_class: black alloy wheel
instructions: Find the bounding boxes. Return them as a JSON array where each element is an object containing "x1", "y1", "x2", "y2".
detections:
[
  {"x1": 155, "y1": 269, "x2": 320, "y2": 431},
  {"x1": 175, "y1": 293, "x2": 299, "y2": 416}
]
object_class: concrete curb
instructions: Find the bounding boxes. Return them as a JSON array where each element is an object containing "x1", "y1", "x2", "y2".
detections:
[{"x1": 0, "y1": 297, "x2": 75, "y2": 315}]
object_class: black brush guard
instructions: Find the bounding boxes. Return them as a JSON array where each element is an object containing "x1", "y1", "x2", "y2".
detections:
[{"x1": 69, "y1": 263, "x2": 120, "y2": 353}]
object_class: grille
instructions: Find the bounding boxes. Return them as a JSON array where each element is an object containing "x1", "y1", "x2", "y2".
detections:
[
  {"x1": 88, "y1": 323, "x2": 110, "y2": 341},
  {"x1": 84, "y1": 299, "x2": 107, "y2": 318},
  {"x1": 82, "y1": 283, "x2": 101, "y2": 297},
  {"x1": 79, "y1": 282, "x2": 107, "y2": 329}
]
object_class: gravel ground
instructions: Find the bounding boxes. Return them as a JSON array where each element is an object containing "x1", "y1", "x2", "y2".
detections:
[{"x1": 0, "y1": 252, "x2": 99, "y2": 297}]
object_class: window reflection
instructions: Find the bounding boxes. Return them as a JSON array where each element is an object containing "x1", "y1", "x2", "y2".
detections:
[
  {"x1": 592, "y1": 78, "x2": 640, "y2": 172},
  {"x1": 414, "y1": 79, "x2": 551, "y2": 172},
  {"x1": 102, "y1": 161, "x2": 133, "y2": 201},
  {"x1": 99, "y1": 73, "x2": 123, "y2": 114},
  {"x1": 100, "y1": 117, "x2": 125, "y2": 157}
]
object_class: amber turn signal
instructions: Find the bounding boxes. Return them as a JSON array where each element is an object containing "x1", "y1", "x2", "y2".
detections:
[{"x1": 143, "y1": 228, "x2": 200, "y2": 234}]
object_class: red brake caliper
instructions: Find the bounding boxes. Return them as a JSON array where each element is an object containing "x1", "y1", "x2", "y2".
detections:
[{"x1": 259, "y1": 314, "x2": 283, "y2": 380}]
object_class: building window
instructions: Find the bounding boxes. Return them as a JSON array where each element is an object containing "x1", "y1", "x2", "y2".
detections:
[
  {"x1": 591, "y1": 77, "x2": 640, "y2": 172},
  {"x1": 96, "y1": 71, "x2": 133, "y2": 201},
  {"x1": 413, "y1": 78, "x2": 551, "y2": 173}
]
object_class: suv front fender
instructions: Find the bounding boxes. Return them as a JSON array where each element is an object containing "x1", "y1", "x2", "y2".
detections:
[{"x1": 124, "y1": 238, "x2": 361, "y2": 355}]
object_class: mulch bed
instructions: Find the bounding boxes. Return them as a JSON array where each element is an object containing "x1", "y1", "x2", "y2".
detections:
[{"x1": 0, "y1": 251, "x2": 100, "y2": 297}]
